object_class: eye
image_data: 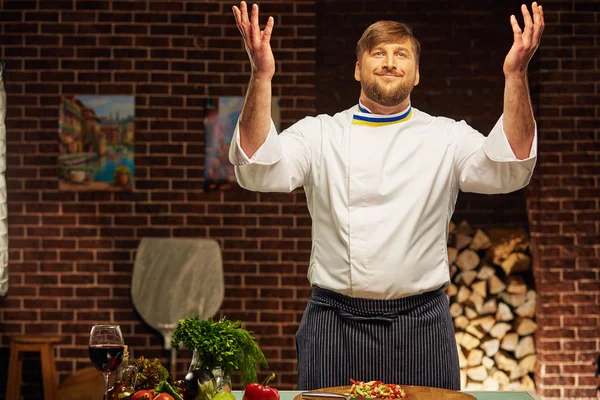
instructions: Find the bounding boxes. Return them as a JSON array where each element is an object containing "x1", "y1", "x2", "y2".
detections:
[
  {"x1": 396, "y1": 52, "x2": 406, "y2": 57},
  {"x1": 373, "y1": 51, "x2": 384, "y2": 56}
]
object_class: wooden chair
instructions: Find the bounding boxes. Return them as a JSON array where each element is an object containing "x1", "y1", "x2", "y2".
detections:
[{"x1": 5, "y1": 335, "x2": 62, "y2": 400}]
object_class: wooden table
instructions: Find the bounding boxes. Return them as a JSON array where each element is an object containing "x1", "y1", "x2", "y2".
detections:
[{"x1": 231, "y1": 389, "x2": 542, "y2": 400}]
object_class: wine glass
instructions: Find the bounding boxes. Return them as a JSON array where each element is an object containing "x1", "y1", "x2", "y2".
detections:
[{"x1": 89, "y1": 325, "x2": 124, "y2": 400}]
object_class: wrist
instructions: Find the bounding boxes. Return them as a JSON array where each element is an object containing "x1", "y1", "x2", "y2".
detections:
[
  {"x1": 503, "y1": 68, "x2": 528, "y2": 81},
  {"x1": 250, "y1": 72, "x2": 274, "y2": 82}
]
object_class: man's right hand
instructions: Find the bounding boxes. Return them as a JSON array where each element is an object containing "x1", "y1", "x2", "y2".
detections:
[{"x1": 233, "y1": 1, "x2": 275, "y2": 80}]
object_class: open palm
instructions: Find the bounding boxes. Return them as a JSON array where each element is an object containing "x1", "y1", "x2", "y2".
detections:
[
  {"x1": 503, "y1": 2, "x2": 544, "y2": 77},
  {"x1": 233, "y1": 1, "x2": 276, "y2": 79}
]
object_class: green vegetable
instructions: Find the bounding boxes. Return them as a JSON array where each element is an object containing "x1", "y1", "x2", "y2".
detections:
[
  {"x1": 155, "y1": 380, "x2": 184, "y2": 400},
  {"x1": 126, "y1": 356, "x2": 171, "y2": 391},
  {"x1": 196, "y1": 378, "x2": 217, "y2": 400},
  {"x1": 171, "y1": 316, "x2": 268, "y2": 387},
  {"x1": 213, "y1": 392, "x2": 236, "y2": 400}
]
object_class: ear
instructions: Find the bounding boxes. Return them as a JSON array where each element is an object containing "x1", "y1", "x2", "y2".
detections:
[
  {"x1": 414, "y1": 65, "x2": 420, "y2": 86},
  {"x1": 354, "y1": 61, "x2": 361, "y2": 82}
]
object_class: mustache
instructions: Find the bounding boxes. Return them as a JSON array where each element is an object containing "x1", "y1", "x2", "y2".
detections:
[{"x1": 375, "y1": 70, "x2": 403, "y2": 77}]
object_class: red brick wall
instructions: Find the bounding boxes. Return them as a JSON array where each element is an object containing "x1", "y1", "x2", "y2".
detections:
[
  {"x1": 0, "y1": 1, "x2": 598, "y2": 400},
  {"x1": 0, "y1": 0, "x2": 316, "y2": 396},
  {"x1": 318, "y1": 1, "x2": 599, "y2": 397},
  {"x1": 526, "y1": 1, "x2": 600, "y2": 399}
]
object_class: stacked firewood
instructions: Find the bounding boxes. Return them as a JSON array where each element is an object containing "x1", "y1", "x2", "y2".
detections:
[{"x1": 445, "y1": 221, "x2": 537, "y2": 391}]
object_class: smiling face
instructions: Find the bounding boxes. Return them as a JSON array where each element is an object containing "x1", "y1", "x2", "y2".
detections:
[{"x1": 354, "y1": 38, "x2": 420, "y2": 108}]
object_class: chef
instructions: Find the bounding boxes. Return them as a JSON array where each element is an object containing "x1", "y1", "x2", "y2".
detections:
[{"x1": 230, "y1": 1, "x2": 544, "y2": 390}]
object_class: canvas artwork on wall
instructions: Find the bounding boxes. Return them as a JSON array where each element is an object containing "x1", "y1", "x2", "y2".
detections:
[
  {"x1": 59, "y1": 95, "x2": 135, "y2": 191},
  {"x1": 204, "y1": 96, "x2": 280, "y2": 190}
]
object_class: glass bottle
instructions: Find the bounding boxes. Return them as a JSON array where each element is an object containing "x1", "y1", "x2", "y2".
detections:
[{"x1": 107, "y1": 345, "x2": 135, "y2": 400}]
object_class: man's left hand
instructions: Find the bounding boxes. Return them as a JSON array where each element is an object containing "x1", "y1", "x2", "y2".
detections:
[{"x1": 503, "y1": 2, "x2": 545, "y2": 78}]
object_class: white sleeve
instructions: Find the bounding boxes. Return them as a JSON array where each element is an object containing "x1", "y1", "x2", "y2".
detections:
[
  {"x1": 454, "y1": 115, "x2": 537, "y2": 194},
  {"x1": 228, "y1": 116, "x2": 317, "y2": 193}
]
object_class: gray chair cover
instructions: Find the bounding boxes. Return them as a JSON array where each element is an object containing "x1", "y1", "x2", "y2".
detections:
[{"x1": 0, "y1": 61, "x2": 8, "y2": 297}]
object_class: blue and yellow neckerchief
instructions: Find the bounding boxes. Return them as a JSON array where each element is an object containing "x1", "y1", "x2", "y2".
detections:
[{"x1": 352, "y1": 103, "x2": 413, "y2": 127}]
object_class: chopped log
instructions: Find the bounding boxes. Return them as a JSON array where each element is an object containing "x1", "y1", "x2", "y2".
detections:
[
  {"x1": 448, "y1": 247, "x2": 458, "y2": 265},
  {"x1": 515, "y1": 336, "x2": 535, "y2": 359},
  {"x1": 515, "y1": 298, "x2": 536, "y2": 318},
  {"x1": 457, "y1": 270, "x2": 478, "y2": 286},
  {"x1": 509, "y1": 365, "x2": 529, "y2": 380},
  {"x1": 477, "y1": 265, "x2": 496, "y2": 280},
  {"x1": 492, "y1": 370, "x2": 510, "y2": 386},
  {"x1": 448, "y1": 224, "x2": 537, "y2": 391},
  {"x1": 467, "y1": 349, "x2": 484, "y2": 367},
  {"x1": 460, "y1": 370, "x2": 467, "y2": 390},
  {"x1": 488, "y1": 274, "x2": 507, "y2": 295},
  {"x1": 500, "y1": 332, "x2": 519, "y2": 352},
  {"x1": 496, "y1": 302, "x2": 514, "y2": 322},
  {"x1": 515, "y1": 317, "x2": 538, "y2": 336},
  {"x1": 450, "y1": 264, "x2": 458, "y2": 279},
  {"x1": 499, "y1": 292, "x2": 526, "y2": 308},
  {"x1": 500, "y1": 252, "x2": 531, "y2": 276},
  {"x1": 471, "y1": 280, "x2": 487, "y2": 298},
  {"x1": 507, "y1": 276, "x2": 528, "y2": 294},
  {"x1": 490, "y1": 322, "x2": 512, "y2": 339},
  {"x1": 482, "y1": 356, "x2": 494, "y2": 370},
  {"x1": 482, "y1": 377, "x2": 500, "y2": 391},
  {"x1": 505, "y1": 381, "x2": 522, "y2": 390},
  {"x1": 449, "y1": 220, "x2": 456, "y2": 234},
  {"x1": 455, "y1": 220, "x2": 474, "y2": 235},
  {"x1": 461, "y1": 332, "x2": 481, "y2": 351},
  {"x1": 446, "y1": 283, "x2": 458, "y2": 297},
  {"x1": 480, "y1": 299, "x2": 498, "y2": 315},
  {"x1": 494, "y1": 350, "x2": 517, "y2": 371},
  {"x1": 466, "y1": 323, "x2": 485, "y2": 340},
  {"x1": 520, "y1": 374, "x2": 535, "y2": 390},
  {"x1": 468, "y1": 292, "x2": 485, "y2": 314},
  {"x1": 455, "y1": 315, "x2": 469, "y2": 330},
  {"x1": 472, "y1": 315, "x2": 495, "y2": 333},
  {"x1": 487, "y1": 230, "x2": 529, "y2": 265},
  {"x1": 465, "y1": 306, "x2": 478, "y2": 320},
  {"x1": 458, "y1": 345, "x2": 468, "y2": 369},
  {"x1": 455, "y1": 233, "x2": 473, "y2": 251},
  {"x1": 467, "y1": 365, "x2": 488, "y2": 382},
  {"x1": 465, "y1": 382, "x2": 484, "y2": 390},
  {"x1": 456, "y1": 286, "x2": 471, "y2": 304},
  {"x1": 470, "y1": 229, "x2": 492, "y2": 251},
  {"x1": 456, "y1": 249, "x2": 480, "y2": 271},
  {"x1": 480, "y1": 338, "x2": 500, "y2": 357},
  {"x1": 519, "y1": 354, "x2": 537, "y2": 373},
  {"x1": 450, "y1": 302, "x2": 464, "y2": 318}
]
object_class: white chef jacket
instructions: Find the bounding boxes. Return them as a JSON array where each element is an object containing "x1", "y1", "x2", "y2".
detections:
[{"x1": 229, "y1": 103, "x2": 537, "y2": 299}]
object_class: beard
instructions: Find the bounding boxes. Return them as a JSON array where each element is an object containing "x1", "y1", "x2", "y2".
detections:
[{"x1": 362, "y1": 75, "x2": 415, "y2": 107}]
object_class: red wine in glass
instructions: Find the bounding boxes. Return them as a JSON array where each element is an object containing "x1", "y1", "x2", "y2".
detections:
[
  {"x1": 89, "y1": 325, "x2": 124, "y2": 400},
  {"x1": 89, "y1": 344, "x2": 124, "y2": 373}
]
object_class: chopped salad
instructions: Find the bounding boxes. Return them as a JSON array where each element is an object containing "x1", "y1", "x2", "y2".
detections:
[{"x1": 345, "y1": 379, "x2": 407, "y2": 399}]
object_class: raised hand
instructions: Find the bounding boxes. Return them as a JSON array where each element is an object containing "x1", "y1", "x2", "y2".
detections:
[
  {"x1": 233, "y1": 1, "x2": 275, "y2": 80},
  {"x1": 503, "y1": 2, "x2": 545, "y2": 78}
]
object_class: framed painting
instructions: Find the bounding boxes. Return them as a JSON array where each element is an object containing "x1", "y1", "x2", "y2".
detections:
[
  {"x1": 59, "y1": 95, "x2": 135, "y2": 191},
  {"x1": 204, "y1": 97, "x2": 280, "y2": 190}
]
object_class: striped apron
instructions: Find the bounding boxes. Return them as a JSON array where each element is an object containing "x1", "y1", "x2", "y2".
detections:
[{"x1": 295, "y1": 285, "x2": 460, "y2": 390}]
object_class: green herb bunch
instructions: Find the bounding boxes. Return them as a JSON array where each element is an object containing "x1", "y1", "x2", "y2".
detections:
[{"x1": 171, "y1": 316, "x2": 268, "y2": 387}]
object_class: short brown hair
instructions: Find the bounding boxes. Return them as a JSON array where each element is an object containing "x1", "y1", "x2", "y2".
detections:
[{"x1": 356, "y1": 21, "x2": 421, "y2": 64}]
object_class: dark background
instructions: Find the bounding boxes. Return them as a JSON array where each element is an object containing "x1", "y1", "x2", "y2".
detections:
[{"x1": 0, "y1": 1, "x2": 598, "y2": 399}]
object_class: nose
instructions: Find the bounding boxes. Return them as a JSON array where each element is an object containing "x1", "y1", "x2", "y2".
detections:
[{"x1": 382, "y1": 54, "x2": 396, "y2": 70}]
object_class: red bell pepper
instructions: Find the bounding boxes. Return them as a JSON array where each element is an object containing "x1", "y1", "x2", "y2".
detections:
[{"x1": 243, "y1": 373, "x2": 280, "y2": 400}]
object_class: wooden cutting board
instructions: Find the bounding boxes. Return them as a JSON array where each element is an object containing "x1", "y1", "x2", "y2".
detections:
[{"x1": 294, "y1": 385, "x2": 476, "y2": 400}]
